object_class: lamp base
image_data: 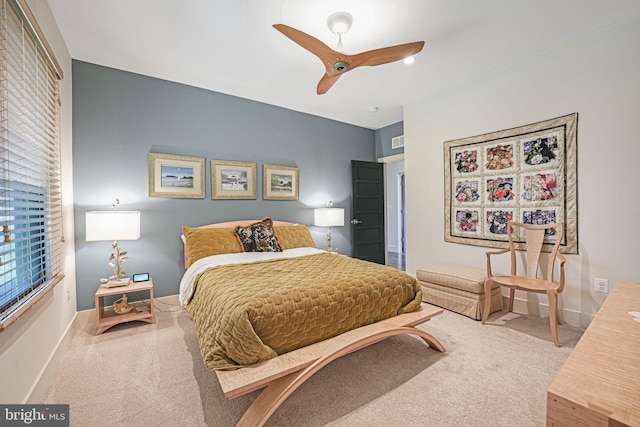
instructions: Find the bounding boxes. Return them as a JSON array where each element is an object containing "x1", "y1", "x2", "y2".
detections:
[
  {"x1": 103, "y1": 278, "x2": 131, "y2": 288},
  {"x1": 325, "y1": 226, "x2": 336, "y2": 253}
]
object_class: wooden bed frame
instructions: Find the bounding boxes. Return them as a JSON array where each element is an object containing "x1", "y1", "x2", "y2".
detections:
[{"x1": 182, "y1": 220, "x2": 446, "y2": 426}]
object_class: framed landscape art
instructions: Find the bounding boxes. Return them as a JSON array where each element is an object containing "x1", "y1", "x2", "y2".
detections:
[
  {"x1": 211, "y1": 160, "x2": 257, "y2": 199},
  {"x1": 263, "y1": 164, "x2": 299, "y2": 201},
  {"x1": 148, "y1": 153, "x2": 205, "y2": 199},
  {"x1": 444, "y1": 113, "x2": 578, "y2": 254}
]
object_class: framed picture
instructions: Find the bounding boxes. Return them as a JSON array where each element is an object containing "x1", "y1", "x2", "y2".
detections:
[
  {"x1": 263, "y1": 164, "x2": 299, "y2": 200},
  {"x1": 148, "y1": 153, "x2": 205, "y2": 198},
  {"x1": 211, "y1": 160, "x2": 257, "y2": 199},
  {"x1": 444, "y1": 113, "x2": 578, "y2": 254}
]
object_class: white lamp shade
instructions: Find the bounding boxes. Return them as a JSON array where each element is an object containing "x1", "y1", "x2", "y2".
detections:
[
  {"x1": 314, "y1": 208, "x2": 345, "y2": 227},
  {"x1": 85, "y1": 211, "x2": 140, "y2": 241}
]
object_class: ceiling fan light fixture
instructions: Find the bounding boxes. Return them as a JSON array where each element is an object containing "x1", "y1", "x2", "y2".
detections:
[
  {"x1": 403, "y1": 56, "x2": 416, "y2": 65},
  {"x1": 327, "y1": 12, "x2": 353, "y2": 36}
]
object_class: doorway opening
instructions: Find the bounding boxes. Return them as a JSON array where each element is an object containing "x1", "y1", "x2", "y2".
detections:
[
  {"x1": 382, "y1": 157, "x2": 405, "y2": 271},
  {"x1": 399, "y1": 172, "x2": 406, "y2": 254}
]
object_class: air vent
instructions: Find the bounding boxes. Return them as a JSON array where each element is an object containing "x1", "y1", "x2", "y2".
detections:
[{"x1": 391, "y1": 135, "x2": 405, "y2": 149}]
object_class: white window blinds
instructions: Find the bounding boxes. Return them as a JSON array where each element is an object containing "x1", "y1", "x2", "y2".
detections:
[{"x1": 0, "y1": 0, "x2": 64, "y2": 330}]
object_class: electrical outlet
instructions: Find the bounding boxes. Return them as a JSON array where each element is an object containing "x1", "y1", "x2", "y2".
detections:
[{"x1": 594, "y1": 278, "x2": 609, "y2": 293}]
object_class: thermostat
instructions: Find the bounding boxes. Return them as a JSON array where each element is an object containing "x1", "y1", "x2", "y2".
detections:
[{"x1": 132, "y1": 273, "x2": 150, "y2": 283}]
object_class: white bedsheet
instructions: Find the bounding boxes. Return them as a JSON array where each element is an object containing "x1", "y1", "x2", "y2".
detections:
[{"x1": 178, "y1": 247, "x2": 326, "y2": 306}]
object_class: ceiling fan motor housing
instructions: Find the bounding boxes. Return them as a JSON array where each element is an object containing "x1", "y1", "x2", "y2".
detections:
[{"x1": 333, "y1": 61, "x2": 350, "y2": 72}]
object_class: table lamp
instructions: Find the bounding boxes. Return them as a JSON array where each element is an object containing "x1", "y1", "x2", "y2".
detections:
[
  {"x1": 314, "y1": 201, "x2": 344, "y2": 253},
  {"x1": 86, "y1": 199, "x2": 140, "y2": 287}
]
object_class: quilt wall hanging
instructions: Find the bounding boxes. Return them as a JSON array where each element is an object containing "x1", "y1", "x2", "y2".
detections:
[{"x1": 444, "y1": 113, "x2": 577, "y2": 254}]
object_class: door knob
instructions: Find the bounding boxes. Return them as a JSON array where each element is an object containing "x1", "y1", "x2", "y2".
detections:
[{"x1": 350, "y1": 219, "x2": 363, "y2": 224}]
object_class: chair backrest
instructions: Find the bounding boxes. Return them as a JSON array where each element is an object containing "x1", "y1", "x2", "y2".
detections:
[{"x1": 506, "y1": 221, "x2": 564, "y2": 280}]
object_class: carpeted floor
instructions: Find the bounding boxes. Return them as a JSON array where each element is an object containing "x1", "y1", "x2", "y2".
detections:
[{"x1": 43, "y1": 303, "x2": 583, "y2": 426}]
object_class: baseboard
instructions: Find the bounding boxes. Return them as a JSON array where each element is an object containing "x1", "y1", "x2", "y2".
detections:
[
  {"x1": 27, "y1": 312, "x2": 77, "y2": 404},
  {"x1": 503, "y1": 295, "x2": 593, "y2": 328},
  {"x1": 562, "y1": 308, "x2": 594, "y2": 329},
  {"x1": 75, "y1": 307, "x2": 94, "y2": 325},
  {"x1": 27, "y1": 294, "x2": 182, "y2": 403},
  {"x1": 154, "y1": 293, "x2": 180, "y2": 308}
]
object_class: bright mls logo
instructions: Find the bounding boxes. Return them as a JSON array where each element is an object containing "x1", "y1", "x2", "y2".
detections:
[{"x1": 1, "y1": 405, "x2": 68, "y2": 426}]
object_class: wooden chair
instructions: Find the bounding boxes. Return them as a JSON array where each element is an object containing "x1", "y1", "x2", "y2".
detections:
[{"x1": 481, "y1": 221, "x2": 566, "y2": 347}]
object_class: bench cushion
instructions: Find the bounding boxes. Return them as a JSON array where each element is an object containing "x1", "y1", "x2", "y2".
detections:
[
  {"x1": 416, "y1": 264, "x2": 492, "y2": 294},
  {"x1": 416, "y1": 263, "x2": 503, "y2": 320}
]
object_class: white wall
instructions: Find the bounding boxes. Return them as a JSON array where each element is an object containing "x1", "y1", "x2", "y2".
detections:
[
  {"x1": 0, "y1": 1, "x2": 76, "y2": 403},
  {"x1": 404, "y1": 16, "x2": 640, "y2": 328}
]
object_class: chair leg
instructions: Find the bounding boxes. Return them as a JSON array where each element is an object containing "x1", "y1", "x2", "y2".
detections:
[
  {"x1": 556, "y1": 305, "x2": 563, "y2": 325},
  {"x1": 508, "y1": 289, "x2": 515, "y2": 312},
  {"x1": 482, "y1": 279, "x2": 493, "y2": 324},
  {"x1": 555, "y1": 294, "x2": 563, "y2": 325},
  {"x1": 547, "y1": 291, "x2": 560, "y2": 347}
]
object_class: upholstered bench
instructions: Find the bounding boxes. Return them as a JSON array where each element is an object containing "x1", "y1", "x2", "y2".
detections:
[{"x1": 416, "y1": 264, "x2": 503, "y2": 320}]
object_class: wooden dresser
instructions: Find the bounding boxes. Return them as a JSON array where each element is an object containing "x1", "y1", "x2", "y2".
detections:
[{"x1": 547, "y1": 281, "x2": 640, "y2": 426}]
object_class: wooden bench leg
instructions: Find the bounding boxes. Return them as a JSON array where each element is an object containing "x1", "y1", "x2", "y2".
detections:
[{"x1": 236, "y1": 326, "x2": 445, "y2": 427}]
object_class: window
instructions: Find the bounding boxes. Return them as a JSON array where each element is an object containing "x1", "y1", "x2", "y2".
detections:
[{"x1": 0, "y1": 0, "x2": 64, "y2": 330}]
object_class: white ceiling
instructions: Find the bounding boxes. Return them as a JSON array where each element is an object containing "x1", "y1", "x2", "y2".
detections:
[{"x1": 48, "y1": 0, "x2": 640, "y2": 130}]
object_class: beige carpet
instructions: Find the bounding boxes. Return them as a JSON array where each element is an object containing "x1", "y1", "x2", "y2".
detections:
[{"x1": 43, "y1": 303, "x2": 583, "y2": 426}]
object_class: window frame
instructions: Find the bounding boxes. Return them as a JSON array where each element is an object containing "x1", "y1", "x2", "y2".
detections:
[{"x1": 0, "y1": 0, "x2": 65, "y2": 331}]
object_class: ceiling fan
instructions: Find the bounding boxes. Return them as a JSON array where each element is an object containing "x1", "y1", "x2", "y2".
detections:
[{"x1": 273, "y1": 12, "x2": 425, "y2": 95}]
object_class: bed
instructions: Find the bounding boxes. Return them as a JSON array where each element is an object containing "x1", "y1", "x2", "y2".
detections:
[{"x1": 179, "y1": 218, "x2": 445, "y2": 426}]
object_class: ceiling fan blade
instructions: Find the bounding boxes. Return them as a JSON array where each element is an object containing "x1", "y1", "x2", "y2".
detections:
[
  {"x1": 274, "y1": 24, "x2": 424, "y2": 95},
  {"x1": 347, "y1": 41, "x2": 425, "y2": 68},
  {"x1": 273, "y1": 24, "x2": 338, "y2": 65},
  {"x1": 317, "y1": 73, "x2": 342, "y2": 95}
]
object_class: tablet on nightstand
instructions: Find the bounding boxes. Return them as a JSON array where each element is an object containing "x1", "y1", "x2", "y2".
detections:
[{"x1": 132, "y1": 273, "x2": 150, "y2": 283}]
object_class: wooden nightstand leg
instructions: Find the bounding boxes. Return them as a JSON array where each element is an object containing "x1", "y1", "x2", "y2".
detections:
[
  {"x1": 95, "y1": 294, "x2": 104, "y2": 334},
  {"x1": 149, "y1": 286, "x2": 156, "y2": 323}
]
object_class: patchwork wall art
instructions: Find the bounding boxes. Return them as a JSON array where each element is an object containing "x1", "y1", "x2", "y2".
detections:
[{"x1": 444, "y1": 113, "x2": 578, "y2": 254}]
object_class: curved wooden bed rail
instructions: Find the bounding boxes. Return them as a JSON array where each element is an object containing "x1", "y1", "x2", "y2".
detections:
[
  {"x1": 216, "y1": 305, "x2": 446, "y2": 427},
  {"x1": 238, "y1": 326, "x2": 444, "y2": 427}
]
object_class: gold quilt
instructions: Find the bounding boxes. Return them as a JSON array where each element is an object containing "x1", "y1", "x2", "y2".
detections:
[{"x1": 186, "y1": 253, "x2": 422, "y2": 371}]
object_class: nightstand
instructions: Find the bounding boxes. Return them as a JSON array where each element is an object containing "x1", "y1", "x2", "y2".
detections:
[{"x1": 94, "y1": 279, "x2": 156, "y2": 335}]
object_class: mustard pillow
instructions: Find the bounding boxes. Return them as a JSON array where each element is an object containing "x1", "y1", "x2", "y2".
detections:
[
  {"x1": 182, "y1": 226, "x2": 243, "y2": 267},
  {"x1": 273, "y1": 224, "x2": 317, "y2": 249}
]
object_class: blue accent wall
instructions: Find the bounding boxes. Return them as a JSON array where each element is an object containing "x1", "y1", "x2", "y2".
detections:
[
  {"x1": 72, "y1": 61, "x2": 375, "y2": 310},
  {"x1": 375, "y1": 121, "x2": 404, "y2": 158}
]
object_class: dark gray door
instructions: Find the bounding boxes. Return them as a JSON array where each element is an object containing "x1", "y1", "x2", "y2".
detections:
[{"x1": 351, "y1": 160, "x2": 385, "y2": 264}]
